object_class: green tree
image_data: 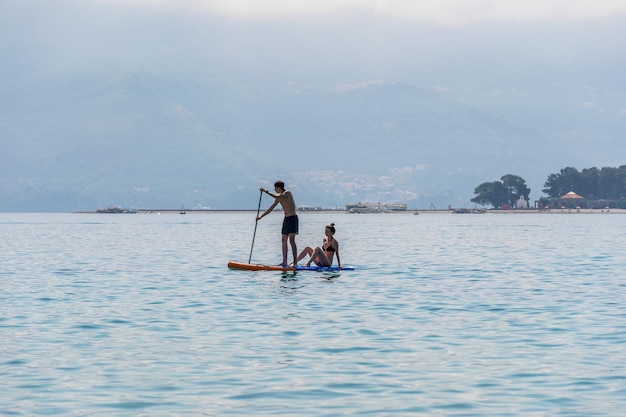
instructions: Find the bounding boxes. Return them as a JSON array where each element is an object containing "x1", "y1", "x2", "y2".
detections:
[
  {"x1": 599, "y1": 167, "x2": 620, "y2": 200},
  {"x1": 544, "y1": 166, "x2": 626, "y2": 200},
  {"x1": 579, "y1": 167, "x2": 599, "y2": 200},
  {"x1": 542, "y1": 167, "x2": 581, "y2": 198},
  {"x1": 501, "y1": 174, "x2": 531, "y2": 203},
  {"x1": 471, "y1": 181, "x2": 509, "y2": 208}
]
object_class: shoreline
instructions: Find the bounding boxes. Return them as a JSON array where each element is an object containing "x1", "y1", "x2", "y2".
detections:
[{"x1": 74, "y1": 208, "x2": 626, "y2": 215}]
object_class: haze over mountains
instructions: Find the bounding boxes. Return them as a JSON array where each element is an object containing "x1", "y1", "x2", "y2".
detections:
[{"x1": 1, "y1": 1, "x2": 625, "y2": 211}]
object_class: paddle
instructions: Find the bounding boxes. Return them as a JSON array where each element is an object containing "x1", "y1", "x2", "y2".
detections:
[{"x1": 248, "y1": 189, "x2": 263, "y2": 263}]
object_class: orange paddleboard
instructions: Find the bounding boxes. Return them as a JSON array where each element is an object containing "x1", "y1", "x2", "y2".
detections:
[
  {"x1": 228, "y1": 261, "x2": 352, "y2": 272},
  {"x1": 228, "y1": 261, "x2": 296, "y2": 272}
]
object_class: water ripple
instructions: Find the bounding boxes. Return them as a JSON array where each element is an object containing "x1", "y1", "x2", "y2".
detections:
[{"x1": 1, "y1": 213, "x2": 625, "y2": 416}]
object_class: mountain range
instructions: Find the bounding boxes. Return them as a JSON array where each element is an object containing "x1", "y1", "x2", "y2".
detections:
[{"x1": 2, "y1": 50, "x2": 625, "y2": 211}]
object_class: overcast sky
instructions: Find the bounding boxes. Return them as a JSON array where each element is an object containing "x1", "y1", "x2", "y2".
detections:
[
  {"x1": 2, "y1": 0, "x2": 626, "y2": 96},
  {"x1": 1, "y1": 0, "x2": 625, "y2": 209},
  {"x1": 82, "y1": 0, "x2": 626, "y2": 22}
]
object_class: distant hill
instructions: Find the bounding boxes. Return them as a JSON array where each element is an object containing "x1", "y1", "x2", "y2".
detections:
[{"x1": 1, "y1": 58, "x2": 625, "y2": 211}]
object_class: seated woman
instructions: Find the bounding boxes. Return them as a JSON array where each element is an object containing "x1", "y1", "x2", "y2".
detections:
[{"x1": 293, "y1": 223, "x2": 342, "y2": 268}]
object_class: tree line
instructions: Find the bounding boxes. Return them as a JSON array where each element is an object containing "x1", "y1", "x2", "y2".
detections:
[
  {"x1": 471, "y1": 166, "x2": 626, "y2": 209},
  {"x1": 542, "y1": 166, "x2": 626, "y2": 200}
]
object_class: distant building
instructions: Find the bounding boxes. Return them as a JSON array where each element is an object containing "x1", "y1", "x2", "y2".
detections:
[
  {"x1": 558, "y1": 191, "x2": 585, "y2": 208},
  {"x1": 559, "y1": 191, "x2": 584, "y2": 200},
  {"x1": 345, "y1": 202, "x2": 407, "y2": 213},
  {"x1": 515, "y1": 195, "x2": 529, "y2": 209},
  {"x1": 539, "y1": 191, "x2": 623, "y2": 210},
  {"x1": 96, "y1": 206, "x2": 137, "y2": 214},
  {"x1": 385, "y1": 203, "x2": 408, "y2": 211}
]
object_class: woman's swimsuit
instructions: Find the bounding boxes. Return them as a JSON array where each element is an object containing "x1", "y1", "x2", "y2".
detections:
[{"x1": 323, "y1": 242, "x2": 336, "y2": 252}]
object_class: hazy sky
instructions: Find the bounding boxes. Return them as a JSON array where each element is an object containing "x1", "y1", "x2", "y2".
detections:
[
  {"x1": 2, "y1": 0, "x2": 625, "y2": 107},
  {"x1": 1, "y1": 0, "x2": 624, "y2": 119},
  {"x1": 2, "y1": 0, "x2": 625, "y2": 139},
  {"x1": 84, "y1": 0, "x2": 626, "y2": 22},
  {"x1": 2, "y1": 0, "x2": 626, "y2": 209}
]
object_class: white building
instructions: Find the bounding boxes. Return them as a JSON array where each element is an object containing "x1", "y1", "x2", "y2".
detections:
[{"x1": 515, "y1": 195, "x2": 529, "y2": 209}]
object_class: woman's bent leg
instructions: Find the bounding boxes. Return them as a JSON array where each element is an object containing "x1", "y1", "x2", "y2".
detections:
[
  {"x1": 306, "y1": 247, "x2": 331, "y2": 267},
  {"x1": 293, "y1": 247, "x2": 314, "y2": 265}
]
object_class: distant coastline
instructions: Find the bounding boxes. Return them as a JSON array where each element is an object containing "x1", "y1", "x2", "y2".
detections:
[{"x1": 76, "y1": 208, "x2": 626, "y2": 215}]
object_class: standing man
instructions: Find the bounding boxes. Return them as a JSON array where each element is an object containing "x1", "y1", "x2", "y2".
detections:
[{"x1": 257, "y1": 180, "x2": 298, "y2": 267}]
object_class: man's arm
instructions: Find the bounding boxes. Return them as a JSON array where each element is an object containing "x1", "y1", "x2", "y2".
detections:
[
  {"x1": 261, "y1": 187, "x2": 282, "y2": 199},
  {"x1": 257, "y1": 199, "x2": 279, "y2": 221}
]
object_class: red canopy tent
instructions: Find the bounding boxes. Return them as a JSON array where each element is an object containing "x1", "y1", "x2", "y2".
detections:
[{"x1": 559, "y1": 191, "x2": 584, "y2": 199}]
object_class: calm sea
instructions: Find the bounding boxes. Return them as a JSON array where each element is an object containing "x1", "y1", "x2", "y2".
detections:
[{"x1": 1, "y1": 212, "x2": 625, "y2": 416}]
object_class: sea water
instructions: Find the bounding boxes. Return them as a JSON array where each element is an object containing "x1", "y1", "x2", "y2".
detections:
[{"x1": 1, "y1": 211, "x2": 625, "y2": 416}]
